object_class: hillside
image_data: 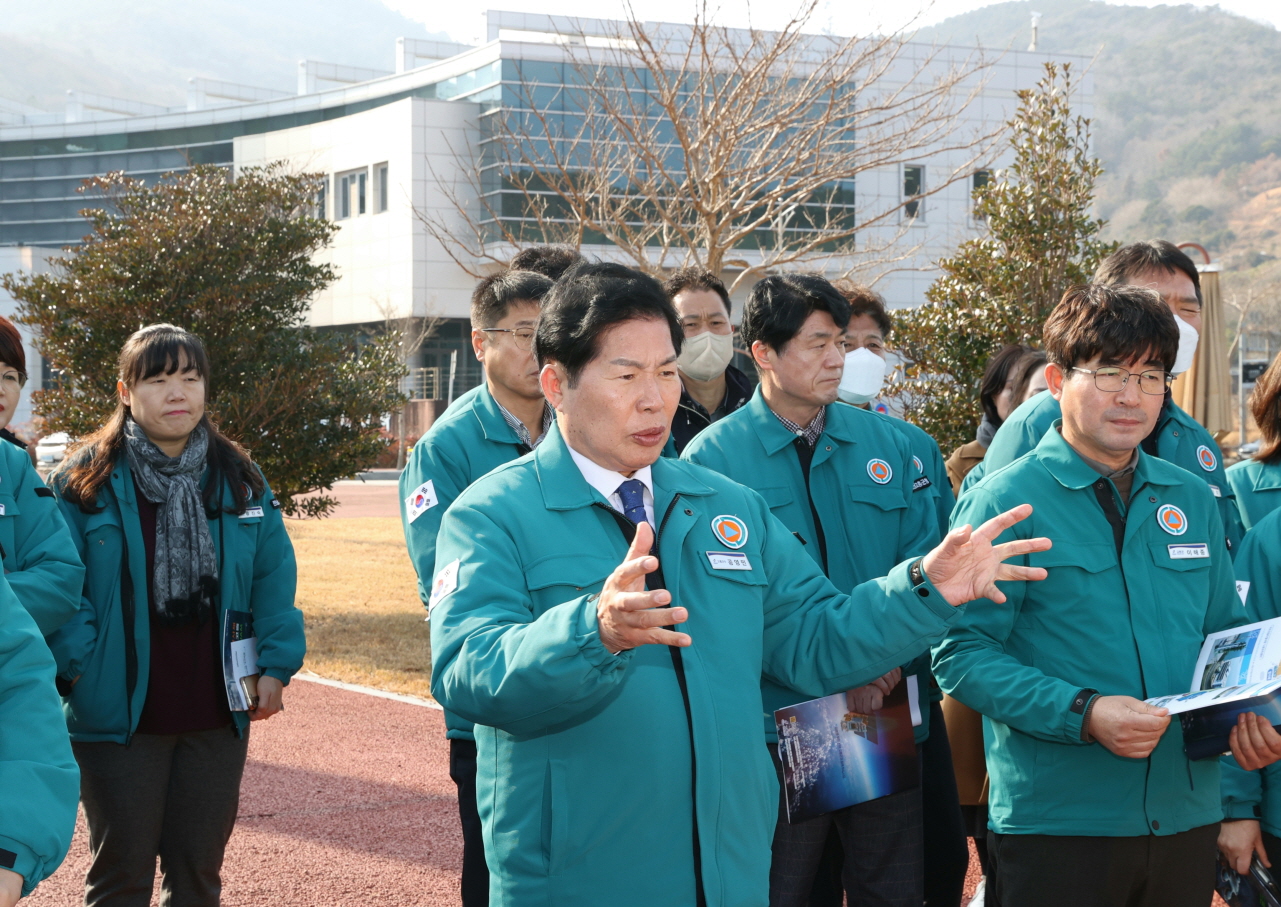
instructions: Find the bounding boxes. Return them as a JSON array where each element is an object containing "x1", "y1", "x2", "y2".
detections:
[
  {"x1": 0, "y1": 0, "x2": 451, "y2": 111},
  {"x1": 916, "y1": 0, "x2": 1281, "y2": 281}
]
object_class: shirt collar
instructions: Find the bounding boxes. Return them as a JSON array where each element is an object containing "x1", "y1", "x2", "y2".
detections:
[
  {"x1": 495, "y1": 398, "x2": 555, "y2": 448},
  {"x1": 772, "y1": 405, "x2": 826, "y2": 447},
  {"x1": 566, "y1": 444, "x2": 654, "y2": 504},
  {"x1": 1055, "y1": 426, "x2": 1138, "y2": 480}
]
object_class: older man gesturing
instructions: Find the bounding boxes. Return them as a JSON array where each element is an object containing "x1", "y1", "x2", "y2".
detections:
[{"x1": 428, "y1": 262, "x2": 1049, "y2": 907}]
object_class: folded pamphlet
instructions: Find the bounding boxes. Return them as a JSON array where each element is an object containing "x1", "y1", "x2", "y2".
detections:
[
  {"x1": 221, "y1": 609, "x2": 261, "y2": 712},
  {"x1": 1144, "y1": 616, "x2": 1281, "y2": 759},
  {"x1": 774, "y1": 681, "x2": 919, "y2": 824}
]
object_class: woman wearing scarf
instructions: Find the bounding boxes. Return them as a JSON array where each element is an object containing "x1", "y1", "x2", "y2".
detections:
[
  {"x1": 47, "y1": 324, "x2": 305, "y2": 907},
  {"x1": 0, "y1": 315, "x2": 83, "y2": 636}
]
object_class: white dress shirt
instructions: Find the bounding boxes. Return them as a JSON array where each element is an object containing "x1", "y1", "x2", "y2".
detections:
[{"x1": 566, "y1": 445, "x2": 656, "y2": 526}]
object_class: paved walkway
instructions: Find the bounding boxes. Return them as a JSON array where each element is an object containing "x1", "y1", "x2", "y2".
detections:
[{"x1": 27, "y1": 679, "x2": 463, "y2": 907}]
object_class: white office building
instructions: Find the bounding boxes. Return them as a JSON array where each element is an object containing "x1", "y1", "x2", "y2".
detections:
[{"x1": 0, "y1": 11, "x2": 1090, "y2": 420}]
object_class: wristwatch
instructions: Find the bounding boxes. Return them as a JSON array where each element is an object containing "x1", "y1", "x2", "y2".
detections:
[{"x1": 909, "y1": 558, "x2": 927, "y2": 592}]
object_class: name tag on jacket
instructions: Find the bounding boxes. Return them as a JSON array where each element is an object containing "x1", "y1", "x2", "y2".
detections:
[
  {"x1": 1168, "y1": 543, "x2": 1209, "y2": 560},
  {"x1": 706, "y1": 551, "x2": 751, "y2": 571}
]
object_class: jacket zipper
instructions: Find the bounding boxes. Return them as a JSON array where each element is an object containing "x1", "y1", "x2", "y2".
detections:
[{"x1": 593, "y1": 495, "x2": 705, "y2": 906}]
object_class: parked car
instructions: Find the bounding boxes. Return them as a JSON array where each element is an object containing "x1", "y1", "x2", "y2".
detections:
[{"x1": 35, "y1": 432, "x2": 69, "y2": 466}]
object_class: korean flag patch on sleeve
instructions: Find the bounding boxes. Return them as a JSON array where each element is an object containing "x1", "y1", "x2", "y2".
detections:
[
  {"x1": 405, "y1": 480, "x2": 439, "y2": 524},
  {"x1": 429, "y1": 559, "x2": 460, "y2": 613}
]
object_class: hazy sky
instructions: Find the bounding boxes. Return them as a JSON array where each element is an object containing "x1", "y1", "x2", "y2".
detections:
[{"x1": 384, "y1": 0, "x2": 1280, "y2": 45}]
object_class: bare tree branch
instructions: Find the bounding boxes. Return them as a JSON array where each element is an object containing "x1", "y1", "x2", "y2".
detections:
[{"x1": 417, "y1": 1, "x2": 1004, "y2": 292}]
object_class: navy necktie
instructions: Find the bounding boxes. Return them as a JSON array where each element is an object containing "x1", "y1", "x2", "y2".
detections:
[{"x1": 616, "y1": 478, "x2": 649, "y2": 528}]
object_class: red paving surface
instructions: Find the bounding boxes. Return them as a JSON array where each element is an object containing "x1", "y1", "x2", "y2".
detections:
[
  {"x1": 297, "y1": 479, "x2": 401, "y2": 518},
  {"x1": 27, "y1": 679, "x2": 464, "y2": 907}
]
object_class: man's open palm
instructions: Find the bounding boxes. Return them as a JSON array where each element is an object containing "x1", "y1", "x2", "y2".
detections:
[{"x1": 923, "y1": 504, "x2": 1051, "y2": 606}]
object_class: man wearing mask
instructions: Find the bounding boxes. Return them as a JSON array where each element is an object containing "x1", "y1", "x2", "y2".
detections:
[
  {"x1": 982, "y1": 241, "x2": 1243, "y2": 555},
  {"x1": 683, "y1": 274, "x2": 941, "y2": 907},
  {"x1": 835, "y1": 283, "x2": 968, "y2": 907},
  {"x1": 665, "y1": 267, "x2": 753, "y2": 454},
  {"x1": 400, "y1": 268, "x2": 554, "y2": 907}
]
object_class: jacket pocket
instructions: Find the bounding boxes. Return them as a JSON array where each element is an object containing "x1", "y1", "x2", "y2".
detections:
[
  {"x1": 757, "y1": 486, "x2": 793, "y2": 510},
  {"x1": 1027, "y1": 543, "x2": 1114, "y2": 573},
  {"x1": 848, "y1": 482, "x2": 907, "y2": 512},
  {"x1": 525, "y1": 554, "x2": 616, "y2": 615}
]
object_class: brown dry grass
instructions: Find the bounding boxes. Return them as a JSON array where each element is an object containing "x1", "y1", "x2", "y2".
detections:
[{"x1": 285, "y1": 517, "x2": 432, "y2": 698}]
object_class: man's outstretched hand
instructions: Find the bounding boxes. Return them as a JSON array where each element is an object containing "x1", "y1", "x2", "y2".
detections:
[
  {"x1": 922, "y1": 504, "x2": 1052, "y2": 607},
  {"x1": 597, "y1": 521, "x2": 691, "y2": 654}
]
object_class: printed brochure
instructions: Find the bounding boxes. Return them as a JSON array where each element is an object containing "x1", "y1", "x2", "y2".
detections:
[
  {"x1": 774, "y1": 681, "x2": 919, "y2": 824},
  {"x1": 221, "y1": 609, "x2": 261, "y2": 712},
  {"x1": 1143, "y1": 616, "x2": 1281, "y2": 759}
]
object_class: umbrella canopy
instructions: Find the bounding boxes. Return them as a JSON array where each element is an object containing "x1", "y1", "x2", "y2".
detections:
[{"x1": 1171, "y1": 264, "x2": 1232, "y2": 436}]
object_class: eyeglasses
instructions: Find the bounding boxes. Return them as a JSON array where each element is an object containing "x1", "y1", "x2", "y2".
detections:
[
  {"x1": 0, "y1": 370, "x2": 26, "y2": 391},
  {"x1": 1072, "y1": 366, "x2": 1170, "y2": 396},
  {"x1": 479, "y1": 328, "x2": 536, "y2": 351}
]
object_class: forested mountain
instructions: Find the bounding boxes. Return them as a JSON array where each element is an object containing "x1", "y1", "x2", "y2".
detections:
[{"x1": 917, "y1": 0, "x2": 1281, "y2": 275}]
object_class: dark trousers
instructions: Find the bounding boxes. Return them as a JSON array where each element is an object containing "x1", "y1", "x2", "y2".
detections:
[
  {"x1": 450, "y1": 738, "x2": 489, "y2": 907},
  {"x1": 768, "y1": 743, "x2": 924, "y2": 907},
  {"x1": 987, "y1": 824, "x2": 1219, "y2": 907},
  {"x1": 922, "y1": 701, "x2": 970, "y2": 906},
  {"x1": 73, "y1": 726, "x2": 249, "y2": 907}
]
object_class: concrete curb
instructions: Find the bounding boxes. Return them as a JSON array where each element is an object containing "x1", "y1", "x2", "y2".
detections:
[{"x1": 293, "y1": 671, "x2": 443, "y2": 710}]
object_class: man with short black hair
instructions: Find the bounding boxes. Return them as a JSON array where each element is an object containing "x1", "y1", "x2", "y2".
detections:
[
  {"x1": 684, "y1": 274, "x2": 941, "y2": 907},
  {"x1": 428, "y1": 261, "x2": 1050, "y2": 907},
  {"x1": 399, "y1": 267, "x2": 553, "y2": 907},
  {"x1": 933, "y1": 283, "x2": 1281, "y2": 907},
  {"x1": 664, "y1": 266, "x2": 752, "y2": 453},
  {"x1": 982, "y1": 240, "x2": 1243, "y2": 554},
  {"x1": 508, "y1": 245, "x2": 584, "y2": 282}
]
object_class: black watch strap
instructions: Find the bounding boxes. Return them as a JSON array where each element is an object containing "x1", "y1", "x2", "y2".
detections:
[{"x1": 909, "y1": 558, "x2": 926, "y2": 588}]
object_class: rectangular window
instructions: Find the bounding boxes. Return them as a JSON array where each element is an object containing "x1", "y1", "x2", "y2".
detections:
[
  {"x1": 375, "y1": 163, "x2": 389, "y2": 213},
  {"x1": 971, "y1": 169, "x2": 991, "y2": 222},
  {"x1": 903, "y1": 165, "x2": 924, "y2": 220},
  {"x1": 315, "y1": 180, "x2": 327, "y2": 219},
  {"x1": 335, "y1": 168, "x2": 370, "y2": 220}
]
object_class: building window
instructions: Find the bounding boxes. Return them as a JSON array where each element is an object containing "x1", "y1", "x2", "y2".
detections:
[
  {"x1": 968, "y1": 172, "x2": 988, "y2": 224},
  {"x1": 314, "y1": 180, "x2": 327, "y2": 219},
  {"x1": 336, "y1": 168, "x2": 367, "y2": 220},
  {"x1": 375, "y1": 163, "x2": 389, "y2": 213},
  {"x1": 903, "y1": 165, "x2": 924, "y2": 220}
]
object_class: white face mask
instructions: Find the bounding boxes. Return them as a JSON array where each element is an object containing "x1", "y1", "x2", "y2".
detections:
[
  {"x1": 677, "y1": 330, "x2": 735, "y2": 383},
  {"x1": 837, "y1": 347, "x2": 888, "y2": 406},
  {"x1": 1172, "y1": 314, "x2": 1199, "y2": 376}
]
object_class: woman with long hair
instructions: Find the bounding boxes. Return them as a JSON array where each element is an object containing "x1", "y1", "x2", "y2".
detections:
[
  {"x1": 47, "y1": 324, "x2": 305, "y2": 906},
  {"x1": 0, "y1": 315, "x2": 83, "y2": 635},
  {"x1": 944, "y1": 344, "x2": 1033, "y2": 495},
  {"x1": 1227, "y1": 355, "x2": 1281, "y2": 531}
]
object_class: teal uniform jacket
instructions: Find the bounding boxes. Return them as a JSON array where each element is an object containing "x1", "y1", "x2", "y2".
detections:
[
  {"x1": 933, "y1": 426, "x2": 1241, "y2": 837},
  {"x1": 1222, "y1": 509, "x2": 1281, "y2": 833},
  {"x1": 1225, "y1": 457, "x2": 1281, "y2": 533},
  {"x1": 873, "y1": 408, "x2": 955, "y2": 537},
  {"x1": 46, "y1": 454, "x2": 305, "y2": 743},
  {"x1": 0, "y1": 440, "x2": 84, "y2": 635},
  {"x1": 982, "y1": 391, "x2": 1244, "y2": 555},
  {"x1": 684, "y1": 390, "x2": 941, "y2": 744},
  {"x1": 0, "y1": 573, "x2": 79, "y2": 896},
  {"x1": 400, "y1": 383, "x2": 537, "y2": 742},
  {"x1": 430, "y1": 426, "x2": 963, "y2": 907}
]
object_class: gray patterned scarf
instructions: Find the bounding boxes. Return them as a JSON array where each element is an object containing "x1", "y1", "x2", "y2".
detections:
[{"x1": 124, "y1": 419, "x2": 219, "y2": 624}]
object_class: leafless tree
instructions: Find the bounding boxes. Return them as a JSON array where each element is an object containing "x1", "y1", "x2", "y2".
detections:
[
  {"x1": 419, "y1": 0, "x2": 1003, "y2": 293},
  {"x1": 376, "y1": 299, "x2": 442, "y2": 469}
]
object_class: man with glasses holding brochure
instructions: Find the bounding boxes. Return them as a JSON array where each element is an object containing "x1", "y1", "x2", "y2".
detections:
[{"x1": 932, "y1": 284, "x2": 1281, "y2": 907}]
